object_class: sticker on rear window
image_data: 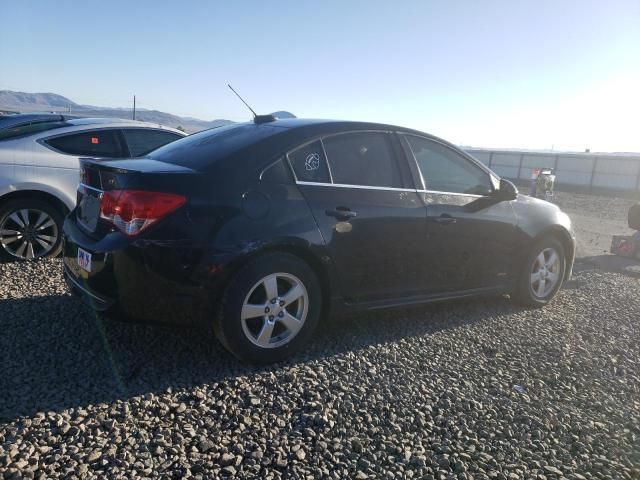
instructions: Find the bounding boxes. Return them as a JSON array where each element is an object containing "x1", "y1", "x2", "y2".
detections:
[{"x1": 305, "y1": 153, "x2": 320, "y2": 171}]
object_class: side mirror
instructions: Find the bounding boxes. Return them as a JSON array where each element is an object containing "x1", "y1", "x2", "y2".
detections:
[
  {"x1": 496, "y1": 178, "x2": 518, "y2": 201},
  {"x1": 465, "y1": 178, "x2": 518, "y2": 212}
]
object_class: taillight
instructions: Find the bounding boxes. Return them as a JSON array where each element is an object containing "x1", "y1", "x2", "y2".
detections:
[{"x1": 99, "y1": 190, "x2": 186, "y2": 236}]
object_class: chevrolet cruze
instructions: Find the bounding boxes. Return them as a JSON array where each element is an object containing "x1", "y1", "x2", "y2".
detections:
[{"x1": 62, "y1": 117, "x2": 576, "y2": 363}]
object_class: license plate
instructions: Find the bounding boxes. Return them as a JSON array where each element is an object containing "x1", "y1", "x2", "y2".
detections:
[
  {"x1": 78, "y1": 191, "x2": 101, "y2": 231},
  {"x1": 77, "y1": 248, "x2": 92, "y2": 273}
]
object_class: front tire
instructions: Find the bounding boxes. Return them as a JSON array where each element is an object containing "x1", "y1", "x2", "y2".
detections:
[
  {"x1": 214, "y1": 252, "x2": 322, "y2": 363},
  {"x1": 513, "y1": 237, "x2": 566, "y2": 307},
  {"x1": 0, "y1": 198, "x2": 64, "y2": 261}
]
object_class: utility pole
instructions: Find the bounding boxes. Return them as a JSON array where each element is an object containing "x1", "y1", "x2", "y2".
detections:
[{"x1": 133, "y1": 95, "x2": 136, "y2": 120}]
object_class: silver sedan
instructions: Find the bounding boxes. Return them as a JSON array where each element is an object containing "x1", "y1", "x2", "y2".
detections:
[{"x1": 0, "y1": 114, "x2": 185, "y2": 260}]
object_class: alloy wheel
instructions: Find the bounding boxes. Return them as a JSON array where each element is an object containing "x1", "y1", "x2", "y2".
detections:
[
  {"x1": 530, "y1": 247, "x2": 561, "y2": 298},
  {"x1": 240, "y1": 272, "x2": 309, "y2": 349},
  {"x1": 0, "y1": 208, "x2": 59, "y2": 259}
]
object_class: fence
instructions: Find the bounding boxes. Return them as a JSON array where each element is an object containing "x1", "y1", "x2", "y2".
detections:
[{"x1": 466, "y1": 149, "x2": 640, "y2": 192}]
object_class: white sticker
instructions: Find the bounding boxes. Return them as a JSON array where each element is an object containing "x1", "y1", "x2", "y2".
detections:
[
  {"x1": 77, "y1": 248, "x2": 92, "y2": 273},
  {"x1": 305, "y1": 153, "x2": 320, "y2": 171}
]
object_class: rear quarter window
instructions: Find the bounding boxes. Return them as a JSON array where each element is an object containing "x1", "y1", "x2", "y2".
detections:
[{"x1": 45, "y1": 130, "x2": 124, "y2": 157}]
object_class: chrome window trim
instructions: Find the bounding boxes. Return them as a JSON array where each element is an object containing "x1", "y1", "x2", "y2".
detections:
[
  {"x1": 119, "y1": 127, "x2": 185, "y2": 137},
  {"x1": 79, "y1": 183, "x2": 104, "y2": 194},
  {"x1": 258, "y1": 156, "x2": 288, "y2": 181},
  {"x1": 320, "y1": 129, "x2": 393, "y2": 139},
  {"x1": 318, "y1": 137, "x2": 334, "y2": 183},
  {"x1": 284, "y1": 130, "x2": 494, "y2": 198},
  {"x1": 400, "y1": 132, "x2": 496, "y2": 194},
  {"x1": 285, "y1": 153, "x2": 299, "y2": 182},
  {"x1": 296, "y1": 181, "x2": 418, "y2": 193},
  {"x1": 417, "y1": 189, "x2": 485, "y2": 198},
  {"x1": 295, "y1": 181, "x2": 486, "y2": 197}
]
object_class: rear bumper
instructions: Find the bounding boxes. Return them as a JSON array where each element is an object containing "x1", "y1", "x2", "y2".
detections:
[
  {"x1": 62, "y1": 217, "x2": 212, "y2": 326},
  {"x1": 64, "y1": 268, "x2": 115, "y2": 312}
]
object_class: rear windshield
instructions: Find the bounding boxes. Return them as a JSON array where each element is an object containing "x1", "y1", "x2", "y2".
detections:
[{"x1": 148, "y1": 123, "x2": 281, "y2": 169}]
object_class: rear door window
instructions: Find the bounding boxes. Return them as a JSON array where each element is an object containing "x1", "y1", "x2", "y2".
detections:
[
  {"x1": 323, "y1": 132, "x2": 403, "y2": 188},
  {"x1": 45, "y1": 129, "x2": 124, "y2": 157},
  {"x1": 287, "y1": 140, "x2": 331, "y2": 183},
  {"x1": 121, "y1": 129, "x2": 183, "y2": 157}
]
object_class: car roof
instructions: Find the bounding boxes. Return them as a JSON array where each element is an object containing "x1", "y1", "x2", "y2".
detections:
[
  {"x1": 243, "y1": 118, "x2": 442, "y2": 142},
  {"x1": 254, "y1": 117, "x2": 419, "y2": 133},
  {"x1": 66, "y1": 117, "x2": 185, "y2": 133},
  {"x1": 0, "y1": 113, "x2": 68, "y2": 130},
  {"x1": 146, "y1": 118, "x2": 452, "y2": 172},
  {"x1": 0, "y1": 115, "x2": 186, "y2": 144},
  {"x1": 0, "y1": 113, "x2": 184, "y2": 133}
]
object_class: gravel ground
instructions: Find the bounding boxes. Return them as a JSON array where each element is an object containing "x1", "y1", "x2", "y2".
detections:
[
  {"x1": 553, "y1": 191, "x2": 637, "y2": 258},
  {"x1": 1, "y1": 192, "x2": 640, "y2": 479}
]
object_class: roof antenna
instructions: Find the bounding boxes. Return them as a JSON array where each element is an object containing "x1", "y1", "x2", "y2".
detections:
[
  {"x1": 227, "y1": 84, "x2": 276, "y2": 124},
  {"x1": 227, "y1": 84, "x2": 257, "y2": 117}
]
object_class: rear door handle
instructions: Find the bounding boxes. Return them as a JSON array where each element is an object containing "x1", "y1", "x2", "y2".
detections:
[
  {"x1": 326, "y1": 207, "x2": 357, "y2": 220},
  {"x1": 433, "y1": 214, "x2": 457, "y2": 225}
]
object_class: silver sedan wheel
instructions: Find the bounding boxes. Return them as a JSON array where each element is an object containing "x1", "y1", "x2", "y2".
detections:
[
  {"x1": 530, "y1": 247, "x2": 561, "y2": 298},
  {"x1": 240, "y1": 272, "x2": 309, "y2": 349},
  {"x1": 0, "y1": 208, "x2": 59, "y2": 259}
]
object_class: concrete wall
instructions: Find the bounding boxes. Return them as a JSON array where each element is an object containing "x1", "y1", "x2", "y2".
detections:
[{"x1": 465, "y1": 149, "x2": 640, "y2": 192}]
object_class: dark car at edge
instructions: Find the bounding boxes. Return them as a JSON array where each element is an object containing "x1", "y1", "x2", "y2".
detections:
[{"x1": 62, "y1": 118, "x2": 576, "y2": 363}]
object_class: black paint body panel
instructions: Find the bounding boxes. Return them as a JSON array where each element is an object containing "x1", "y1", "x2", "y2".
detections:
[{"x1": 62, "y1": 119, "x2": 576, "y2": 325}]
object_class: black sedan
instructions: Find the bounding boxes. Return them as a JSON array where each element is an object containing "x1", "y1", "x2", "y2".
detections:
[{"x1": 63, "y1": 118, "x2": 576, "y2": 363}]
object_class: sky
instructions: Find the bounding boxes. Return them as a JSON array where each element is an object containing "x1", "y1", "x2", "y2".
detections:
[{"x1": 1, "y1": 0, "x2": 639, "y2": 152}]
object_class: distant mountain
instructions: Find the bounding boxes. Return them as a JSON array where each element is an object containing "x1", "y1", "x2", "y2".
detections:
[
  {"x1": 0, "y1": 91, "x2": 78, "y2": 110},
  {"x1": 0, "y1": 90, "x2": 296, "y2": 132}
]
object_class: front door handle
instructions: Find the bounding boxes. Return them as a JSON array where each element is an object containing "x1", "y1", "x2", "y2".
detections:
[
  {"x1": 326, "y1": 207, "x2": 357, "y2": 221},
  {"x1": 433, "y1": 214, "x2": 457, "y2": 225}
]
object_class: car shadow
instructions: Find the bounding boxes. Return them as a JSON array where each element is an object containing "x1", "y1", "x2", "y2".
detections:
[
  {"x1": 575, "y1": 254, "x2": 640, "y2": 278},
  {"x1": 0, "y1": 291, "x2": 525, "y2": 423}
]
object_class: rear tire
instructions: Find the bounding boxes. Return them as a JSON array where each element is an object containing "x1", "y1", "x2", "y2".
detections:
[
  {"x1": 0, "y1": 198, "x2": 64, "y2": 261},
  {"x1": 214, "y1": 252, "x2": 322, "y2": 363},
  {"x1": 513, "y1": 237, "x2": 566, "y2": 307}
]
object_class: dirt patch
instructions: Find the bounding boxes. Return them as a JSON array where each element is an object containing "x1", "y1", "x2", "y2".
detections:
[{"x1": 552, "y1": 190, "x2": 637, "y2": 259}]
